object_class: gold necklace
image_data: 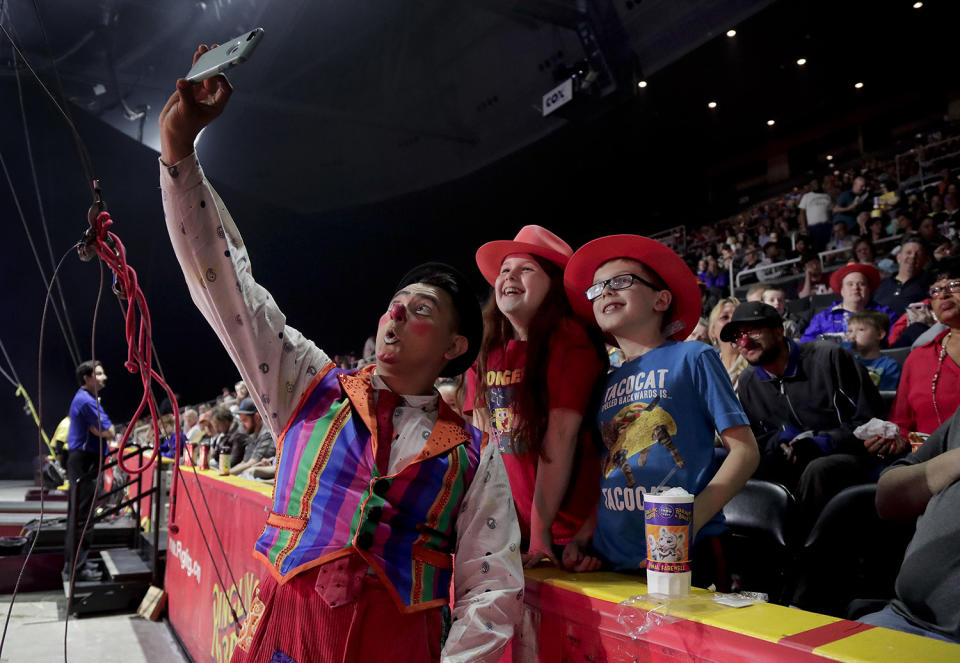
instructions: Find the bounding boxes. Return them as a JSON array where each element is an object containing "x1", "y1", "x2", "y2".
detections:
[{"x1": 933, "y1": 330, "x2": 953, "y2": 425}]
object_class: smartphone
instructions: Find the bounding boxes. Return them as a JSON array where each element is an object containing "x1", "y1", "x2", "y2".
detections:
[{"x1": 185, "y1": 28, "x2": 265, "y2": 82}]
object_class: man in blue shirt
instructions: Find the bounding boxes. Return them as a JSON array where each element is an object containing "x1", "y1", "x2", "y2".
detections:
[{"x1": 64, "y1": 360, "x2": 115, "y2": 581}]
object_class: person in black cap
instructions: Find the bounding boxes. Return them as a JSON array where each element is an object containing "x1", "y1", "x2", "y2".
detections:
[
  {"x1": 722, "y1": 301, "x2": 888, "y2": 534},
  {"x1": 227, "y1": 398, "x2": 277, "y2": 476},
  {"x1": 157, "y1": 46, "x2": 521, "y2": 663}
]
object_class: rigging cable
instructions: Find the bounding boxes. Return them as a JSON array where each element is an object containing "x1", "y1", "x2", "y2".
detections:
[
  {"x1": 13, "y1": 46, "x2": 83, "y2": 363},
  {"x1": 0, "y1": 11, "x2": 248, "y2": 655}
]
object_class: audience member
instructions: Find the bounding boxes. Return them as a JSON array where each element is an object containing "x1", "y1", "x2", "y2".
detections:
[
  {"x1": 845, "y1": 311, "x2": 901, "y2": 390},
  {"x1": 833, "y1": 176, "x2": 870, "y2": 230},
  {"x1": 207, "y1": 405, "x2": 248, "y2": 471},
  {"x1": 685, "y1": 317, "x2": 710, "y2": 344},
  {"x1": 561, "y1": 235, "x2": 759, "y2": 590},
  {"x1": 229, "y1": 398, "x2": 276, "y2": 476},
  {"x1": 798, "y1": 178, "x2": 833, "y2": 250},
  {"x1": 874, "y1": 238, "x2": 930, "y2": 316},
  {"x1": 797, "y1": 256, "x2": 830, "y2": 298},
  {"x1": 182, "y1": 408, "x2": 200, "y2": 441},
  {"x1": 725, "y1": 302, "x2": 885, "y2": 532},
  {"x1": 860, "y1": 408, "x2": 960, "y2": 643},
  {"x1": 698, "y1": 255, "x2": 729, "y2": 291},
  {"x1": 852, "y1": 238, "x2": 875, "y2": 266},
  {"x1": 885, "y1": 258, "x2": 960, "y2": 440},
  {"x1": 708, "y1": 298, "x2": 749, "y2": 389},
  {"x1": 466, "y1": 226, "x2": 606, "y2": 566},
  {"x1": 826, "y1": 221, "x2": 855, "y2": 253},
  {"x1": 800, "y1": 263, "x2": 895, "y2": 342},
  {"x1": 761, "y1": 287, "x2": 802, "y2": 339},
  {"x1": 744, "y1": 283, "x2": 766, "y2": 302}
]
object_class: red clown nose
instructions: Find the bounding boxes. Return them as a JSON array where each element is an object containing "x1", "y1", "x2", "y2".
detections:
[
  {"x1": 389, "y1": 302, "x2": 406, "y2": 322},
  {"x1": 736, "y1": 335, "x2": 753, "y2": 349}
]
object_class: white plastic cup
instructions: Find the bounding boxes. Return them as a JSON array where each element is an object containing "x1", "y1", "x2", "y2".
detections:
[{"x1": 643, "y1": 492, "x2": 694, "y2": 596}]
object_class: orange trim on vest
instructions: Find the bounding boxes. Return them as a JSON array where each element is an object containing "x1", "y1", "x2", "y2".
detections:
[
  {"x1": 265, "y1": 511, "x2": 308, "y2": 533},
  {"x1": 412, "y1": 544, "x2": 453, "y2": 569}
]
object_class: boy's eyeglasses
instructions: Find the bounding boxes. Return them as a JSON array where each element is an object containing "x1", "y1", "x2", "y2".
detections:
[{"x1": 585, "y1": 273, "x2": 663, "y2": 302}]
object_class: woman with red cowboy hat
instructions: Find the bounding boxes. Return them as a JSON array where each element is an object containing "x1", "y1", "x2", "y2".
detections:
[
  {"x1": 465, "y1": 225, "x2": 607, "y2": 567},
  {"x1": 799, "y1": 262, "x2": 896, "y2": 342},
  {"x1": 560, "y1": 235, "x2": 759, "y2": 587}
]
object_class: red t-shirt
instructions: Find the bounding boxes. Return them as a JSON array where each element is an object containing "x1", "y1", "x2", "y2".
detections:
[
  {"x1": 464, "y1": 318, "x2": 604, "y2": 545},
  {"x1": 889, "y1": 328, "x2": 960, "y2": 436}
]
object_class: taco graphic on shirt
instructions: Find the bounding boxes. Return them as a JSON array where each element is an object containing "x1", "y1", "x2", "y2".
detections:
[{"x1": 601, "y1": 398, "x2": 685, "y2": 478}]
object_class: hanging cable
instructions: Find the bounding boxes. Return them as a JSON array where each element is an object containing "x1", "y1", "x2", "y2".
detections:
[
  {"x1": 0, "y1": 338, "x2": 19, "y2": 388},
  {"x1": 0, "y1": 21, "x2": 96, "y2": 202},
  {"x1": 13, "y1": 48, "x2": 83, "y2": 363},
  {"x1": 0, "y1": 244, "x2": 77, "y2": 660}
]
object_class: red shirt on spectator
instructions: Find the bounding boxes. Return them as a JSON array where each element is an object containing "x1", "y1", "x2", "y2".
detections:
[
  {"x1": 464, "y1": 318, "x2": 603, "y2": 546},
  {"x1": 888, "y1": 328, "x2": 960, "y2": 437}
]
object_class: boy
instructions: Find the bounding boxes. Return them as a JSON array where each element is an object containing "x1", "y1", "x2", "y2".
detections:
[
  {"x1": 846, "y1": 310, "x2": 902, "y2": 390},
  {"x1": 158, "y1": 46, "x2": 522, "y2": 663},
  {"x1": 560, "y1": 235, "x2": 759, "y2": 587}
]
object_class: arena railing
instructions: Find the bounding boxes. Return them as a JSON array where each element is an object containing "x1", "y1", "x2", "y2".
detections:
[{"x1": 732, "y1": 256, "x2": 802, "y2": 292}]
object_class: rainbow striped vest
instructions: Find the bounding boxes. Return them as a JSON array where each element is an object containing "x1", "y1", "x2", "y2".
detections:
[{"x1": 253, "y1": 364, "x2": 483, "y2": 613}]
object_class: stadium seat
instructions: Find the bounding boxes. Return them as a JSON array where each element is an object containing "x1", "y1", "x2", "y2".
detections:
[
  {"x1": 880, "y1": 346, "x2": 911, "y2": 365},
  {"x1": 811, "y1": 292, "x2": 837, "y2": 310},
  {"x1": 786, "y1": 296, "x2": 811, "y2": 316},
  {"x1": 721, "y1": 479, "x2": 798, "y2": 604},
  {"x1": 788, "y1": 484, "x2": 915, "y2": 618}
]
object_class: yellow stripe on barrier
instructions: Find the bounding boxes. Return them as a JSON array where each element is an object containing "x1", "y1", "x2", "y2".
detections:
[
  {"x1": 523, "y1": 567, "x2": 960, "y2": 658},
  {"x1": 814, "y1": 625, "x2": 960, "y2": 662}
]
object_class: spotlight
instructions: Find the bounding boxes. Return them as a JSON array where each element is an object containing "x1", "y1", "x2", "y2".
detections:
[
  {"x1": 854, "y1": 81, "x2": 864, "y2": 89},
  {"x1": 637, "y1": 80, "x2": 648, "y2": 88},
  {"x1": 913, "y1": 2, "x2": 923, "y2": 8},
  {"x1": 708, "y1": 101, "x2": 717, "y2": 109},
  {"x1": 796, "y1": 58, "x2": 807, "y2": 66},
  {"x1": 726, "y1": 29, "x2": 737, "y2": 38},
  {"x1": 767, "y1": 119, "x2": 776, "y2": 126},
  {"x1": 826, "y1": 155, "x2": 834, "y2": 161}
]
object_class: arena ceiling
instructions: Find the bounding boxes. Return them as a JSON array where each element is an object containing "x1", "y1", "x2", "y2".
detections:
[{"x1": 1, "y1": 0, "x2": 774, "y2": 214}]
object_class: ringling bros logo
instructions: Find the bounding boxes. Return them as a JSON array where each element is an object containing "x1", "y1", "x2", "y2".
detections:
[
  {"x1": 211, "y1": 571, "x2": 260, "y2": 663},
  {"x1": 169, "y1": 538, "x2": 202, "y2": 584}
]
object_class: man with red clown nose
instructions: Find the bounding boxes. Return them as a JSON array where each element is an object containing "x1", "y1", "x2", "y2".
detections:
[
  {"x1": 720, "y1": 300, "x2": 888, "y2": 540},
  {"x1": 560, "y1": 234, "x2": 759, "y2": 590},
  {"x1": 157, "y1": 45, "x2": 522, "y2": 663}
]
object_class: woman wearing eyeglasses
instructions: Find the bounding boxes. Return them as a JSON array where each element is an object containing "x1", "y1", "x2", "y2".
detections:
[
  {"x1": 465, "y1": 226, "x2": 608, "y2": 567},
  {"x1": 877, "y1": 258, "x2": 960, "y2": 453},
  {"x1": 559, "y1": 235, "x2": 759, "y2": 587}
]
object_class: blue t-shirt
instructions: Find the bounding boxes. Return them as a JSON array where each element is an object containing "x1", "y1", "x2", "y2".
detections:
[
  {"x1": 592, "y1": 340, "x2": 749, "y2": 570},
  {"x1": 67, "y1": 388, "x2": 113, "y2": 454},
  {"x1": 857, "y1": 354, "x2": 902, "y2": 391}
]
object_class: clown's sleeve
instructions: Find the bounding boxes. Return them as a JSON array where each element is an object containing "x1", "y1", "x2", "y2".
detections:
[
  {"x1": 442, "y1": 441, "x2": 523, "y2": 663},
  {"x1": 160, "y1": 153, "x2": 332, "y2": 439}
]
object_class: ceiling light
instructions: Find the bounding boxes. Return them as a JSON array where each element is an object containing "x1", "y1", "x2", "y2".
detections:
[
  {"x1": 708, "y1": 101, "x2": 717, "y2": 109},
  {"x1": 767, "y1": 119, "x2": 776, "y2": 126},
  {"x1": 826, "y1": 155, "x2": 834, "y2": 161},
  {"x1": 913, "y1": 2, "x2": 923, "y2": 8},
  {"x1": 637, "y1": 80, "x2": 648, "y2": 88},
  {"x1": 854, "y1": 81, "x2": 864, "y2": 89},
  {"x1": 796, "y1": 58, "x2": 807, "y2": 66},
  {"x1": 726, "y1": 29, "x2": 737, "y2": 38}
]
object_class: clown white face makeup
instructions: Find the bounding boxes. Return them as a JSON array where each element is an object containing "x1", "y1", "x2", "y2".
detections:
[{"x1": 495, "y1": 253, "x2": 551, "y2": 338}]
